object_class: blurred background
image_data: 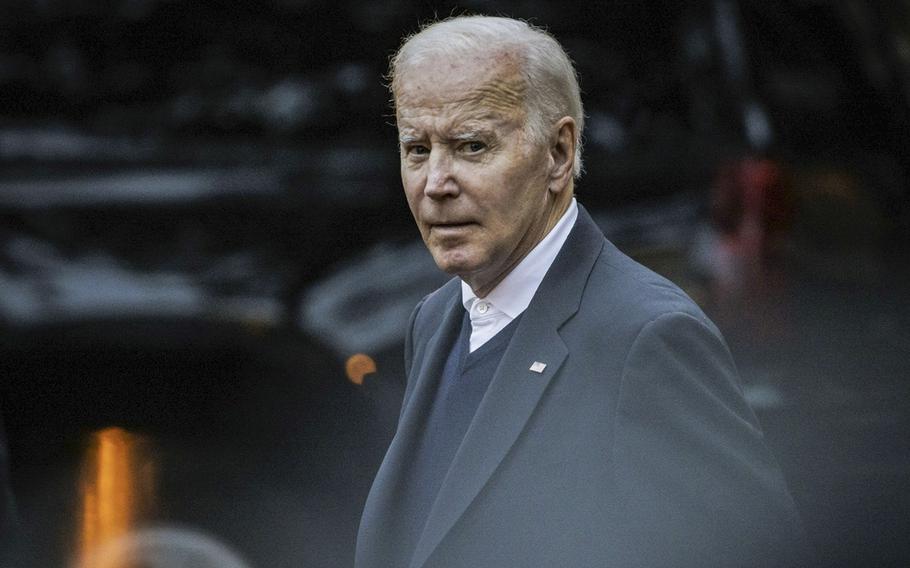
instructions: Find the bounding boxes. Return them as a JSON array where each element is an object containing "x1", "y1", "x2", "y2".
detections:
[{"x1": 0, "y1": 0, "x2": 908, "y2": 566}]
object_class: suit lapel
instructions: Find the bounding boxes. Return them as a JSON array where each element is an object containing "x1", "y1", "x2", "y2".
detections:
[
  {"x1": 410, "y1": 307, "x2": 568, "y2": 568},
  {"x1": 400, "y1": 289, "x2": 464, "y2": 426},
  {"x1": 410, "y1": 205, "x2": 606, "y2": 568},
  {"x1": 357, "y1": 286, "x2": 463, "y2": 565}
]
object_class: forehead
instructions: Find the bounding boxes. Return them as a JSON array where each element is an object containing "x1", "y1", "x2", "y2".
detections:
[{"x1": 394, "y1": 52, "x2": 528, "y2": 129}]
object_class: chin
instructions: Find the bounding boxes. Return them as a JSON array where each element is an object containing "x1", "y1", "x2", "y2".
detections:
[{"x1": 430, "y1": 248, "x2": 480, "y2": 276}]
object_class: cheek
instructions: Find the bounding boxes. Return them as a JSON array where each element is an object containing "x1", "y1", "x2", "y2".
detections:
[{"x1": 401, "y1": 176, "x2": 424, "y2": 213}]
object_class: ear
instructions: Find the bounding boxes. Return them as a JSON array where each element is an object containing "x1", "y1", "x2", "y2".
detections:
[{"x1": 547, "y1": 116, "x2": 577, "y2": 195}]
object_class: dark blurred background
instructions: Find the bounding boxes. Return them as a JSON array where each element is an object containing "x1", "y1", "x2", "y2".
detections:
[{"x1": 0, "y1": 1, "x2": 908, "y2": 566}]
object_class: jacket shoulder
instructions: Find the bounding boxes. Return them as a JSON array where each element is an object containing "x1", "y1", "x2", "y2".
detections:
[{"x1": 585, "y1": 240, "x2": 715, "y2": 332}]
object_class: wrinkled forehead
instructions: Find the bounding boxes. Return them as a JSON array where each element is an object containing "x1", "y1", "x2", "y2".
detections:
[{"x1": 394, "y1": 51, "x2": 528, "y2": 120}]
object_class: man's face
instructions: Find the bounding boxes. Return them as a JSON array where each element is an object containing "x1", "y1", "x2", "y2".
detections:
[{"x1": 395, "y1": 53, "x2": 553, "y2": 296}]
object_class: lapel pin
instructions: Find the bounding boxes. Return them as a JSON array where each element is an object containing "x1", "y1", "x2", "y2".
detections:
[{"x1": 529, "y1": 361, "x2": 547, "y2": 374}]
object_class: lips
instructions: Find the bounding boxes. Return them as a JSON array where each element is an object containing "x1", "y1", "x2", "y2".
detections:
[
  {"x1": 425, "y1": 216, "x2": 475, "y2": 227},
  {"x1": 429, "y1": 221, "x2": 476, "y2": 236},
  {"x1": 433, "y1": 222, "x2": 473, "y2": 227}
]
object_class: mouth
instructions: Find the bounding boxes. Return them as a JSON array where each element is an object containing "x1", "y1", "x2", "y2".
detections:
[
  {"x1": 430, "y1": 221, "x2": 475, "y2": 229},
  {"x1": 428, "y1": 222, "x2": 476, "y2": 236},
  {"x1": 432, "y1": 221, "x2": 473, "y2": 227}
]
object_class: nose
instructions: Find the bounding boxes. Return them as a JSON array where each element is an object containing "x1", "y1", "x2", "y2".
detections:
[{"x1": 424, "y1": 150, "x2": 459, "y2": 199}]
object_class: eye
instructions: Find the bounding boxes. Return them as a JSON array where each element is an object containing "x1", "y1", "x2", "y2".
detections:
[
  {"x1": 462, "y1": 141, "x2": 486, "y2": 154},
  {"x1": 404, "y1": 144, "x2": 430, "y2": 158}
]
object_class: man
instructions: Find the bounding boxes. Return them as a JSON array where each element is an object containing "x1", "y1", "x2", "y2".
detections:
[{"x1": 357, "y1": 16, "x2": 807, "y2": 568}]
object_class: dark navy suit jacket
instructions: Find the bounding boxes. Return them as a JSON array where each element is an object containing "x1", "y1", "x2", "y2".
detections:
[{"x1": 356, "y1": 205, "x2": 807, "y2": 568}]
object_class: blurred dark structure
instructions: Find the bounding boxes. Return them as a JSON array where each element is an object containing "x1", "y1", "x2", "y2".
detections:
[{"x1": 0, "y1": 1, "x2": 908, "y2": 567}]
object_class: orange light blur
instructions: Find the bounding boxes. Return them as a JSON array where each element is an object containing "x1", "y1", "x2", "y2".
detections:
[
  {"x1": 76, "y1": 427, "x2": 156, "y2": 568},
  {"x1": 345, "y1": 353, "x2": 377, "y2": 385}
]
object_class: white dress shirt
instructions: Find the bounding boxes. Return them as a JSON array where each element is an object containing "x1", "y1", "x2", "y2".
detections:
[{"x1": 461, "y1": 198, "x2": 579, "y2": 352}]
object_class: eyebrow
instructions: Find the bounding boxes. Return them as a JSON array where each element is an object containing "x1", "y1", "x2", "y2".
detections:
[
  {"x1": 451, "y1": 130, "x2": 486, "y2": 142},
  {"x1": 398, "y1": 129, "x2": 493, "y2": 145}
]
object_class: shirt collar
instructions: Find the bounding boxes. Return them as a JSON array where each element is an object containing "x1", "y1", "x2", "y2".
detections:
[{"x1": 461, "y1": 198, "x2": 578, "y2": 318}]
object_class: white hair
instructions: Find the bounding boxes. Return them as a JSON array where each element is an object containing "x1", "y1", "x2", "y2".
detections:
[{"x1": 389, "y1": 15, "x2": 585, "y2": 178}]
